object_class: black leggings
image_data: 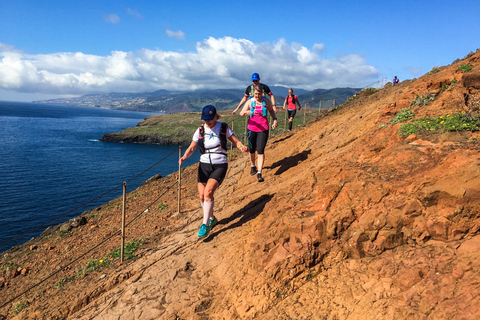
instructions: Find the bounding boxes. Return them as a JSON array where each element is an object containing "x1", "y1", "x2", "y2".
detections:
[
  {"x1": 247, "y1": 130, "x2": 269, "y2": 155},
  {"x1": 287, "y1": 110, "x2": 297, "y2": 120}
]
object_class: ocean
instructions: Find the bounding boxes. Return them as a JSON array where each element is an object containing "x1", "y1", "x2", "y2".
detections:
[{"x1": 0, "y1": 101, "x2": 199, "y2": 253}]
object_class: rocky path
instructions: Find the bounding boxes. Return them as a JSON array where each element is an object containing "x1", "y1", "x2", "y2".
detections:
[{"x1": 2, "y1": 50, "x2": 480, "y2": 319}]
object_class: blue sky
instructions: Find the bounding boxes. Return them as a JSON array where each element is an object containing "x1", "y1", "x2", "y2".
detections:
[{"x1": 1, "y1": 0, "x2": 479, "y2": 101}]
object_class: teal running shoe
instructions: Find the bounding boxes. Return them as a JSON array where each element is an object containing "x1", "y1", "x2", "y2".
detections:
[
  {"x1": 197, "y1": 224, "x2": 209, "y2": 238},
  {"x1": 208, "y1": 217, "x2": 218, "y2": 229}
]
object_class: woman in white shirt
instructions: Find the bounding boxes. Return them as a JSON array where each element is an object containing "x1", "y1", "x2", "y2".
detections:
[{"x1": 179, "y1": 105, "x2": 248, "y2": 237}]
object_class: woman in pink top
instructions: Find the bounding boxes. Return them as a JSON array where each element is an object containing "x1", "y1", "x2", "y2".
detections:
[
  {"x1": 240, "y1": 85, "x2": 277, "y2": 182},
  {"x1": 283, "y1": 88, "x2": 302, "y2": 132}
]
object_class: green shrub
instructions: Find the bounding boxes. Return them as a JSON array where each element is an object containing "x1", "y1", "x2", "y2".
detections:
[
  {"x1": 53, "y1": 275, "x2": 76, "y2": 289},
  {"x1": 107, "y1": 238, "x2": 146, "y2": 261},
  {"x1": 390, "y1": 108, "x2": 415, "y2": 124},
  {"x1": 396, "y1": 113, "x2": 479, "y2": 136},
  {"x1": 443, "y1": 113, "x2": 479, "y2": 131},
  {"x1": 53, "y1": 238, "x2": 146, "y2": 289},
  {"x1": 411, "y1": 93, "x2": 436, "y2": 107},
  {"x1": 157, "y1": 204, "x2": 168, "y2": 210},
  {"x1": 398, "y1": 124, "x2": 418, "y2": 136},
  {"x1": 412, "y1": 117, "x2": 442, "y2": 131},
  {"x1": 428, "y1": 66, "x2": 440, "y2": 75},
  {"x1": 457, "y1": 63, "x2": 472, "y2": 73},
  {"x1": 440, "y1": 78, "x2": 457, "y2": 92},
  {"x1": 13, "y1": 301, "x2": 28, "y2": 314}
]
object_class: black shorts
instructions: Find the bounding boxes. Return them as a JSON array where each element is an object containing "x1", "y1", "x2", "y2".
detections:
[
  {"x1": 288, "y1": 110, "x2": 297, "y2": 119},
  {"x1": 247, "y1": 130, "x2": 269, "y2": 155},
  {"x1": 198, "y1": 162, "x2": 228, "y2": 185}
]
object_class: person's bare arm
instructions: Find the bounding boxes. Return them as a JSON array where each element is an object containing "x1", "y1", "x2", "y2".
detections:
[
  {"x1": 232, "y1": 96, "x2": 248, "y2": 114},
  {"x1": 179, "y1": 140, "x2": 198, "y2": 165}
]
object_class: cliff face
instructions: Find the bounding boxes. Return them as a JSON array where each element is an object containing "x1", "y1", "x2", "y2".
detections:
[{"x1": 2, "y1": 51, "x2": 480, "y2": 319}]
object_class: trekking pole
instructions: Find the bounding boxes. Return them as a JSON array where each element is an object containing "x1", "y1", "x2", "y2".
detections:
[
  {"x1": 121, "y1": 182, "x2": 126, "y2": 263},
  {"x1": 284, "y1": 107, "x2": 287, "y2": 131},
  {"x1": 319, "y1": 100, "x2": 322, "y2": 114},
  {"x1": 178, "y1": 146, "x2": 181, "y2": 215}
]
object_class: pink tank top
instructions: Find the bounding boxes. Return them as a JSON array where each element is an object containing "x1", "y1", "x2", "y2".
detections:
[{"x1": 247, "y1": 100, "x2": 269, "y2": 132}]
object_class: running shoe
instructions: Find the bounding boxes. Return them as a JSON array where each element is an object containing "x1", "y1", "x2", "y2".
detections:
[
  {"x1": 208, "y1": 217, "x2": 218, "y2": 229},
  {"x1": 197, "y1": 224, "x2": 209, "y2": 238},
  {"x1": 257, "y1": 172, "x2": 264, "y2": 182},
  {"x1": 250, "y1": 165, "x2": 257, "y2": 175}
]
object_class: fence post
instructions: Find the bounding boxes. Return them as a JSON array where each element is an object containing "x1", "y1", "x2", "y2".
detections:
[
  {"x1": 304, "y1": 102, "x2": 306, "y2": 124},
  {"x1": 333, "y1": 98, "x2": 336, "y2": 108},
  {"x1": 121, "y1": 182, "x2": 126, "y2": 263},
  {"x1": 244, "y1": 116, "x2": 248, "y2": 146},
  {"x1": 177, "y1": 146, "x2": 182, "y2": 214},
  {"x1": 231, "y1": 120, "x2": 234, "y2": 150}
]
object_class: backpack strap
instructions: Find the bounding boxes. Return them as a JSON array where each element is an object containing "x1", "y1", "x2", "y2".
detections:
[
  {"x1": 198, "y1": 124, "x2": 206, "y2": 154},
  {"x1": 251, "y1": 97, "x2": 268, "y2": 117},
  {"x1": 199, "y1": 122, "x2": 228, "y2": 155},
  {"x1": 220, "y1": 122, "x2": 228, "y2": 151}
]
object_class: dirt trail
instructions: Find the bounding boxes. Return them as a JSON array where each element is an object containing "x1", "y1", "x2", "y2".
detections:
[{"x1": 2, "y1": 50, "x2": 480, "y2": 319}]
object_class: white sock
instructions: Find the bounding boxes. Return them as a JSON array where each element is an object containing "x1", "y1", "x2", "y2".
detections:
[{"x1": 203, "y1": 200, "x2": 214, "y2": 224}]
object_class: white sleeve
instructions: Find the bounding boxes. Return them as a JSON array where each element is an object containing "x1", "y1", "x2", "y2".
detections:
[
  {"x1": 192, "y1": 127, "x2": 200, "y2": 143},
  {"x1": 226, "y1": 124, "x2": 234, "y2": 138}
]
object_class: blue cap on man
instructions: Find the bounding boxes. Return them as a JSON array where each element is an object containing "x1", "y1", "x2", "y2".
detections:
[
  {"x1": 251, "y1": 73, "x2": 260, "y2": 81},
  {"x1": 201, "y1": 105, "x2": 217, "y2": 120}
]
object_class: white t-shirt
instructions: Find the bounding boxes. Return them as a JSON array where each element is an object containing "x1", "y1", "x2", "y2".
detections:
[{"x1": 193, "y1": 122, "x2": 233, "y2": 164}]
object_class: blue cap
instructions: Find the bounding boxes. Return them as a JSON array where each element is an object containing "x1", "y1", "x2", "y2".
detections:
[
  {"x1": 251, "y1": 73, "x2": 260, "y2": 81},
  {"x1": 201, "y1": 105, "x2": 216, "y2": 120}
]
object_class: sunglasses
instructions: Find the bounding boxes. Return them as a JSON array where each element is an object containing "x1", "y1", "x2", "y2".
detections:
[{"x1": 252, "y1": 80, "x2": 259, "y2": 83}]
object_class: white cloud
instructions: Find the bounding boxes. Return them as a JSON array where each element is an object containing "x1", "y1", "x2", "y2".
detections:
[
  {"x1": 105, "y1": 14, "x2": 120, "y2": 24},
  {"x1": 166, "y1": 29, "x2": 186, "y2": 40},
  {"x1": 0, "y1": 37, "x2": 379, "y2": 99},
  {"x1": 313, "y1": 43, "x2": 325, "y2": 52},
  {"x1": 127, "y1": 8, "x2": 143, "y2": 19},
  {"x1": 405, "y1": 66, "x2": 422, "y2": 77}
]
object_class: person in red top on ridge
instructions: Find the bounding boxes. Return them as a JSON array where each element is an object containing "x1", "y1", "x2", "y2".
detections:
[{"x1": 283, "y1": 88, "x2": 301, "y2": 132}]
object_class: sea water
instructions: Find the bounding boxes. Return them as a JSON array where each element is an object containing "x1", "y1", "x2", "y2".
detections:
[{"x1": 0, "y1": 101, "x2": 199, "y2": 253}]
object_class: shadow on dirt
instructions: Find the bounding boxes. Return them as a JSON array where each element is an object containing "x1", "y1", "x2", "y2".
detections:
[
  {"x1": 265, "y1": 149, "x2": 311, "y2": 176},
  {"x1": 203, "y1": 194, "x2": 274, "y2": 242},
  {"x1": 270, "y1": 133, "x2": 295, "y2": 145}
]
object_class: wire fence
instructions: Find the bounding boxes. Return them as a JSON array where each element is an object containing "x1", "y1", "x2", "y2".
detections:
[
  {"x1": 309, "y1": 77, "x2": 389, "y2": 111},
  {"x1": 0, "y1": 147, "x2": 186, "y2": 310}
]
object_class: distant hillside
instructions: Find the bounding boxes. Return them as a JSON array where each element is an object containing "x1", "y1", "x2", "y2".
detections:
[
  {"x1": 299, "y1": 87, "x2": 361, "y2": 109},
  {"x1": 33, "y1": 86, "x2": 360, "y2": 113}
]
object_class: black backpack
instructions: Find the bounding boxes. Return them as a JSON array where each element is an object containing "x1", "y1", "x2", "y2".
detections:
[
  {"x1": 286, "y1": 95, "x2": 296, "y2": 105},
  {"x1": 198, "y1": 122, "x2": 228, "y2": 154}
]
